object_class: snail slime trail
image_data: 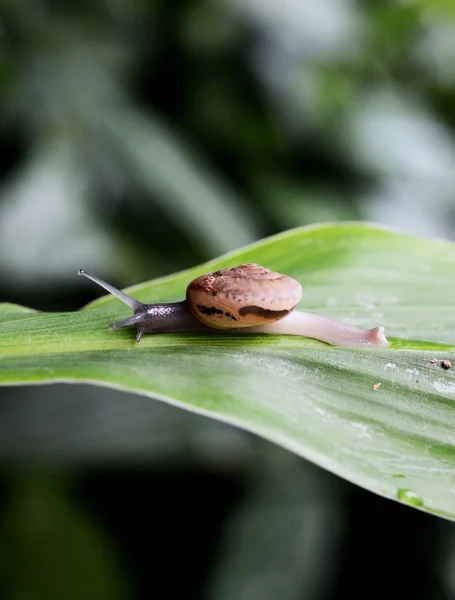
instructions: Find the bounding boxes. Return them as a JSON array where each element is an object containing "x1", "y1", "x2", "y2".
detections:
[{"x1": 78, "y1": 264, "x2": 389, "y2": 349}]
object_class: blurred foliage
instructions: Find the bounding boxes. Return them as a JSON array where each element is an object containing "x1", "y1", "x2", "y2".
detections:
[
  {"x1": 0, "y1": 471, "x2": 129, "y2": 600},
  {"x1": 1, "y1": 0, "x2": 454, "y2": 291},
  {"x1": 1, "y1": 0, "x2": 455, "y2": 598}
]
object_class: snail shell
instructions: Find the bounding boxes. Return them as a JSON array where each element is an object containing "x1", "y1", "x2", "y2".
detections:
[{"x1": 186, "y1": 263, "x2": 302, "y2": 329}]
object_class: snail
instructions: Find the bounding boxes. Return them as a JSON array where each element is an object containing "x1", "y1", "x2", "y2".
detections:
[{"x1": 78, "y1": 264, "x2": 389, "y2": 349}]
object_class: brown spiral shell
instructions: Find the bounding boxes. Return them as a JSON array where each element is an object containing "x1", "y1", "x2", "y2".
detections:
[{"x1": 186, "y1": 263, "x2": 302, "y2": 329}]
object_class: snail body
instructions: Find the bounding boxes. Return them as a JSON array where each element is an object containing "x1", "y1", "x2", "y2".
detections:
[{"x1": 78, "y1": 264, "x2": 389, "y2": 349}]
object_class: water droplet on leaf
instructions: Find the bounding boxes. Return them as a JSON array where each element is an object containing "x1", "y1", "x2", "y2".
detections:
[{"x1": 397, "y1": 488, "x2": 424, "y2": 507}]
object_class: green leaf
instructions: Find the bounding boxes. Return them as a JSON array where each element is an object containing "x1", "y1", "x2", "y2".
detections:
[{"x1": 1, "y1": 223, "x2": 455, "y2": 520}]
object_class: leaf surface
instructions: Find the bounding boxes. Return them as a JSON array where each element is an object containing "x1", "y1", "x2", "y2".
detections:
[{"x1": 1, "y1": 223, "x2": 455, "y2": 519}]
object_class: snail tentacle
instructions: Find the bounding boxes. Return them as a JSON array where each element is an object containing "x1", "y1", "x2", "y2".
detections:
[{"x1": 78, "y1": 269, "x2": 140, "y2": 310}]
